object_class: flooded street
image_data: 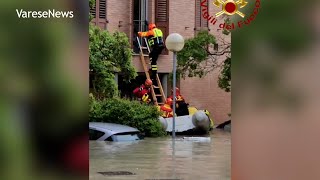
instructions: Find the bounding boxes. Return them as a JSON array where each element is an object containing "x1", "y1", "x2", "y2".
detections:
[{"x1": 90, "y1": 129, "x2": 231, "y2": 180}]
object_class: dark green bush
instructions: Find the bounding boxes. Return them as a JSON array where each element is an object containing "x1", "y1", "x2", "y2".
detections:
[{"x1": 89, "y1": 95, "x2": 166, "y2": 137}]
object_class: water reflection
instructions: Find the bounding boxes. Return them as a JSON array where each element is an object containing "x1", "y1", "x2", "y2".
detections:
[{"x1": 90, "y1": 129, "x2": 230, "y2": 180}]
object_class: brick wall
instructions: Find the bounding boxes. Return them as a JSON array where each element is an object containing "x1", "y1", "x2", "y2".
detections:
[
  {"x1": 106, "y1": 0, "x2": 130, "y2": 34},
  {"x1": 170, "y1": 0, "x2": 231, "y2": 124},
  {"x1": 101, "y1": 0, "x2": 231, "y2": 124}
]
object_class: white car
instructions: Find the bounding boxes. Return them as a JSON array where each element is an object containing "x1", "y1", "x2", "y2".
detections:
[{"x1": 89, "y1": 122, "x2": 144, "y2": 142}]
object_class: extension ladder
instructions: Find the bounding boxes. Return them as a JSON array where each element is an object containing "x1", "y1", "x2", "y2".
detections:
[{"x1": 136, "y1": 37, "x2": 166, "y2": 106}]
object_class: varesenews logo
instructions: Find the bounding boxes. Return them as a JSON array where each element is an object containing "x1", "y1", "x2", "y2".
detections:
[{"x1": 16, "y1": 9, "x2": 74, "y2": 18}]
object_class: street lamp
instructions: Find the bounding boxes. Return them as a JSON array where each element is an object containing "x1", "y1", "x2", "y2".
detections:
[{"x1": 165, "y1": 33, "x2": 185, "y2": 139}]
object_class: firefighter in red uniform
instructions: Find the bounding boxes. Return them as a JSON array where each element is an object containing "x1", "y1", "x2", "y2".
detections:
[
  {"x1": 160, "y1": 98, "x2": 174, "y2": 118},
  {"x1": 168, "y1": 88, "x2": 189, "y2": 116},
  {"x1": 133, "y1": 79, "x2": 153, "y2": 103},
  {"x1": 169, "y1": 88, "x2": 185, "y2": 102},
  {"x1": 138, "y1": 23, "x2": 164, "y2": 86}
]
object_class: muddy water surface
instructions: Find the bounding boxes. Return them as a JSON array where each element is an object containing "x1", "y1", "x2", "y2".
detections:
[{"x1": 90, "y1": 129, "x2": 231, "y2": 180}]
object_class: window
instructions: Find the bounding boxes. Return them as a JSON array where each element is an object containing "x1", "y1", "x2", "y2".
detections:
[
  {"x1": 111, "y1": 134, "x2": 141, "y2": 142},
  {"x1": 133, "y1": 0, "x2": 149, "y2": 54},
  {"x1": 89, "y1": 129, "x2": 105, "y2": 140},
  {"x1": 195, "y1": 0, "x2": 209, "y2": 33},
  {"x1": 111, "y1": 132, "x2": 144, "y2": 142},
  {"x1": 214, "y1": 43, "x2": 219, "y2": 51}
]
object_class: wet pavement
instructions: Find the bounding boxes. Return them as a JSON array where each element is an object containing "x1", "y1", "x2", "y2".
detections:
[{"x1": 90, "y1": 129, "x2": 231, "y2": 180}]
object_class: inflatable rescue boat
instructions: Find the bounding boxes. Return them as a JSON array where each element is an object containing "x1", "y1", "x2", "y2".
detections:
[{"x1": 158, "y1": 107, "x2": 214, "y2": 134}]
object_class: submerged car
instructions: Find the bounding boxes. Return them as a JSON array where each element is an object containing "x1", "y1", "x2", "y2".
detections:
[{"x1": 89, "y1": 122, "x2": 144, "y2": 142}]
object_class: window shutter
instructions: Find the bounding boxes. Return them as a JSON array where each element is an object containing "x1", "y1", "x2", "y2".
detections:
[
  {"x1": 201, "y1": 0, "x2": 209, "y2": 28},
  {"x1": 91, "y1": 0, "x2": 108, "y2": 29},
  {"x1": 99, "y1": 0, "x2": 106, "y2": 19},
  {"x1": 195, "y1": 0, "x2": 208, "y2": 31},
  {"x1": 155, "y1": 0, "x2": 168, "y2": 22},
  {"x1": 202, "y1": 10, "x2": 208, "y2": 27},
  {"x1": 195, "y1": 0, "x2": 201, "y2": 28},
  {"x1": 90, "y1": 1, "x2": 96, "y2": 18},
  {"x1": 155, "y1": 0, "x2": 169, "y2": 55}
]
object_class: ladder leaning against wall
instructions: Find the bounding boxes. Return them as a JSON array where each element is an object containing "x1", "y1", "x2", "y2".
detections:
[{"x1": 136, "y1": 37, "x2": 166, "y2": 106}]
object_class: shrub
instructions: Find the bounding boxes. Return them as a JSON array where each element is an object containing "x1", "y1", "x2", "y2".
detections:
[
  {"x1": 89, "y1": 25, "x2": 137, "y2": 99},
  {"x1": 89, "y1": 95, "x2": 166, "y2": 137}
]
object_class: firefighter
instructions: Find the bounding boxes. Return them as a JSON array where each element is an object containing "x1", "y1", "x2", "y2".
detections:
[
  {"x1": 204, "y1": 109, "x2": 214, "y2": 130},
  {"x1": 160, "y1": 98, "x2": 174, "y2": 118},
  {"x1": 138, "y1": 23, "x2": 165, "y2": 85},
  {"x1": 133, "y1": 79, "x2": 153, "y2": 103},
  {"x1": 169, "y1": 88, "x2": 185, "y2": 102},
  {"x1": 169, "y1": 88, "x2": 189, "y2": 116}
]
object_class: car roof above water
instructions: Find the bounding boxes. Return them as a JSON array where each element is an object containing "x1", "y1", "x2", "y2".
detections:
[{"x1": 89, "y1": 122, "x2": 139, "y2": 134}]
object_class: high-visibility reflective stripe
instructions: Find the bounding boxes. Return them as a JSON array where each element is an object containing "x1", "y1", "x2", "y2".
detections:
[
  {"x1": 148, "y1": 40, "x2": 154, "y2": 46},
  {"x1": 154, "y1": 29, "x2": 162, "y2": 44},
  {"x1": 142, "y1": 94, "x2": 149, "y2": 102},
  {"x1": 151, "y1": 65, "x2": 157, "y2": 70},
  {"x1": 148, "y1": 28, "x2": 163, "y2": 46}
]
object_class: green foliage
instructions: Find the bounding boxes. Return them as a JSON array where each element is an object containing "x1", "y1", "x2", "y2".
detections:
[
  {"x1": 177, "y1": 30, "x2": 216, "y2": 78},
  {"x1": 89, "y1": 0, "x2": 95, "y2": 10},
  {"x1": 177, "y1": 30, "x2": 231, "y2": 92},
  {"x1": 223, "y1": 18, "x2": 231, "y2": 36},
  {"x1": 89, "y1": 95, "x2": 166, "y2": 137},
  {"x1": 89, "y1": 25, "x2": 137, "y2": 99},
  {"x1": 218, "y1": 57, "x2": 231, "y2": 92},
  {"x1": 89, "y1": 0, "x2": 136, "y2": 99},
  {"x1": 89, "y1": 0, "x2": 96, "y2": 21}
]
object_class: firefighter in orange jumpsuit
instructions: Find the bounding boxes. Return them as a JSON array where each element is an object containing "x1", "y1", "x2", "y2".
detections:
[
  {"x1": 169, "y1": 88, "x2": 185, "y2": 102},
  {"x1": 168, "y1": 88, "x2": 189, "y2": 116},
  {"x1": 160, "y1": 98, "x2": 174, "y2": 118},
  {"x1": 133, "y1": 79, "x2": 153, "y2": 103},
  {"x1": 138, "y1": 23, "x2": 164, "y2": 85}
]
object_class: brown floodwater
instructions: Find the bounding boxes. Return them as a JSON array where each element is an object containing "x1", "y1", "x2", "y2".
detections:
[{"x1": 90, "y1": 129, "x2": 231, "y2": 180}]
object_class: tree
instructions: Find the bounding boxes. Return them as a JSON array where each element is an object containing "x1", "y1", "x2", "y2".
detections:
[
  {"x1": 89, "y1": 0, "x2": 137, "y2": 99},
  {"x1": 177, "y1": 29, "x2": 231, "y2": 92},
  {"x1": 218, "y1": 57, "x2": 231, "y2": 92}
]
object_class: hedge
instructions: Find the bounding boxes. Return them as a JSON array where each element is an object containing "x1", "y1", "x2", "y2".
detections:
[{"x1": 89, "y1": 95, "x2": 166, "y2": 137}]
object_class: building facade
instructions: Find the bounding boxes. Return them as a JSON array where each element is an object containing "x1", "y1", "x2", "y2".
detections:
[{"x1": 91, "y1": 0, "x2": 231, "y2": 124}]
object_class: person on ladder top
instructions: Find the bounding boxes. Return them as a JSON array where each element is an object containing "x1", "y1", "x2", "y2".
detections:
[
  {"x1": 138, "y1": 23, "x2": 165, "y2": 86},
  {"x1": 133, "y1": 79, "x2": 153, "y2": 104}
]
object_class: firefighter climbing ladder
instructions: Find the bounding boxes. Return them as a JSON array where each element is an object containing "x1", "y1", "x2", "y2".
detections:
[{"x1": 136, "y1": 37, "x2": 166, "y2": 106}]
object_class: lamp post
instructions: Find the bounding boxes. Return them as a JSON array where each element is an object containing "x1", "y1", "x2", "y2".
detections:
[{"x1": 165, "y1": 33, "x2": 185, "y2": 139}]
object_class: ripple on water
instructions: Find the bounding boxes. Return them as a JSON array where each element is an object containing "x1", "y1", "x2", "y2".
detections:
[{"x1": 90, "y1": 129, "x2": 230, "y2": 180}]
